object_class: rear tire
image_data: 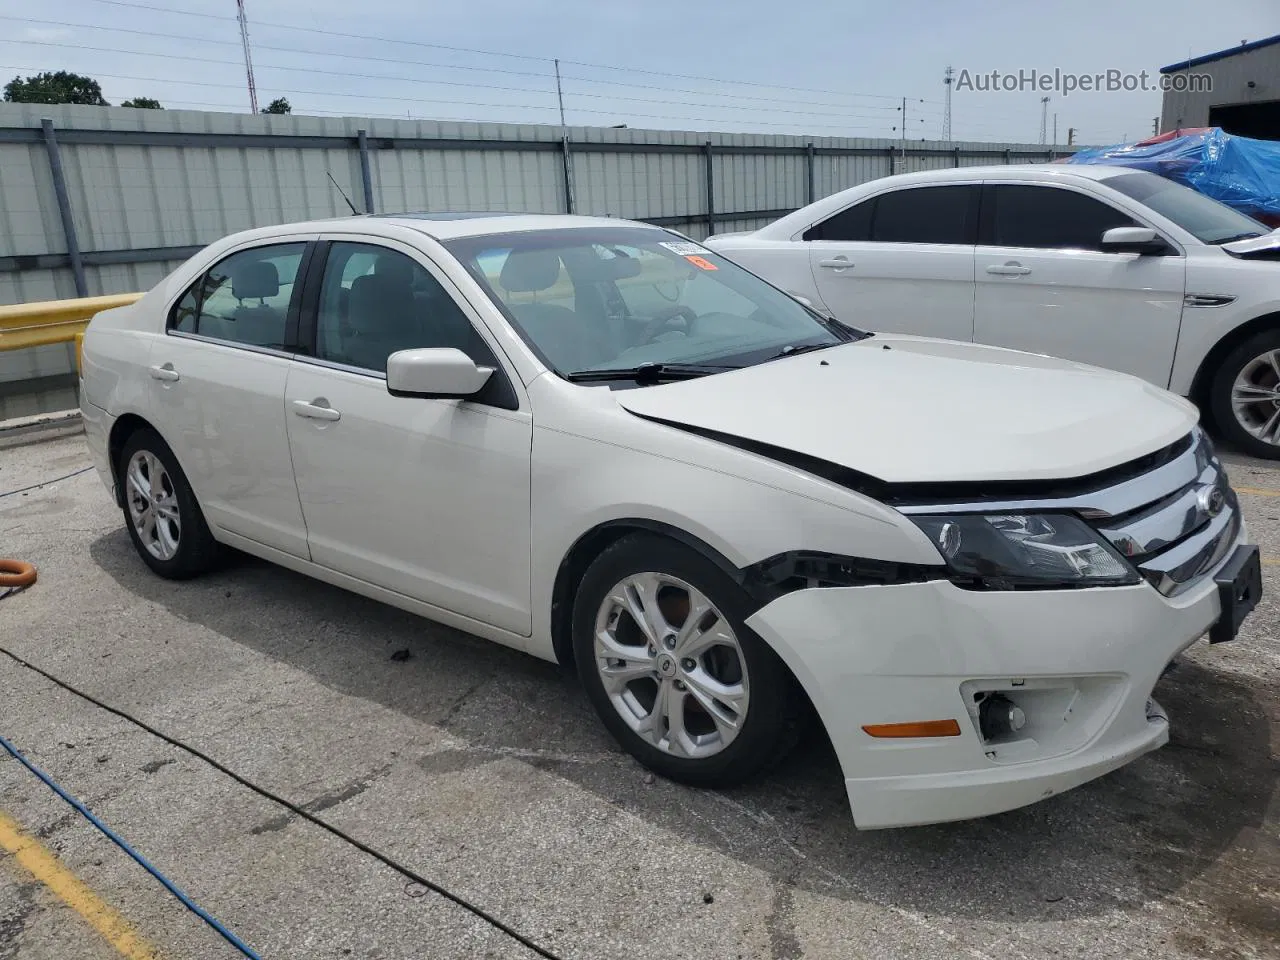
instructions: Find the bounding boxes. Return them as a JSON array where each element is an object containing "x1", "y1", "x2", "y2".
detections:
[
  {"x1": 1209, "y1": 329, "x2": 1280, "y2": 460},
  {"x1": 118, "y1": 428, "x2": 221, "y2": 579},
  {"x1": 572, "y1": 533, "x2": 805, "y2": 788}
]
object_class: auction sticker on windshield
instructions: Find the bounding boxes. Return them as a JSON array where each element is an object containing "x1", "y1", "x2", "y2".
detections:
[
  {"x1": 659, "y1": 241, "x2": 706, "y2": 256},
  {"x1": 684, "y1": 255, "x2": 718, "y2": 270}
]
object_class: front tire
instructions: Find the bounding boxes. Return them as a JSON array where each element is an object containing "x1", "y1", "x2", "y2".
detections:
[
  {"x1": 572, "y1": 533, "x2": 804, "y2": 788},
  {"x1": 1209, "y1": 329, "x2": 1280, "y2": 460},
  {"x1": 118, "y1": 428, "x2": 220, "y2": 579}
]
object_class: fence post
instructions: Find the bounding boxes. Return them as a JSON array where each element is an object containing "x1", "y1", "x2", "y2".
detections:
[
  {"x1": 704, "y1": 140, "x2": 715, "y2": 237},
  {"x1": 953, "y1": 146, "x2": 961, "y2": 168},
  {"x1": 561, "y1": 135, "x2": 575, "y2": 214},
  {"x1": 356, "y1": 129, "x2": 375, "y2": 214},
  {"x1": 806, "y1": 142, "x2": 816, "y2": 203},
  {"x1": 1003, "y1": 148, "x2": 1011, "y2": 165},
  {"x1": 41, "y1": 119, "x2": 87, "y2": 298},
  {"x1": 886, "y1": 145, "x2": 897, "y2": 176}
]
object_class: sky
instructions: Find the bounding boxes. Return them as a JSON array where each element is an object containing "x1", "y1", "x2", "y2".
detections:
[{"x1": 3, "y1": 0, "x2": 1277, "y2": 146}]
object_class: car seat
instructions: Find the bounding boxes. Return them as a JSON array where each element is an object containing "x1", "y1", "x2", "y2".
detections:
[
  {"x1": 498, "y1": 250, "x2": 611, "y2": 371},
  {"x1": 230, "y1": 260, "x2": 285, "y2": 346}
]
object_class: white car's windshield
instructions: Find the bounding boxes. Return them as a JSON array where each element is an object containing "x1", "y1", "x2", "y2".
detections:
[
  {"x1": 1102, "y1": 170, "x2": 1268, "y2": 245},
  {"x1": 445, "y1": 226, "x2": 859, "y2": 378}
]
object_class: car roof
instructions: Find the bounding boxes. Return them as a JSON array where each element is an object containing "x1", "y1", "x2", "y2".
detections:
[
  {"x1": 849, "y1": 162, "x2": 1128, "y2": 185},
  {"x1": 215, "y1": 211, "x2": 668, "y2": 248}
]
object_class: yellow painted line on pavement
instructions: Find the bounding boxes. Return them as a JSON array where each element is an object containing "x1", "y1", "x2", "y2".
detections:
[
  {"x1": 0, "y1": 809, "x2": 162, "y2": 960},
  {"x1": 1235, "y1": 485, "x2": 1280, "y2": 497},
  {"x1": 1264, "y1": 557, "x2": 1280, "y2": 567}
]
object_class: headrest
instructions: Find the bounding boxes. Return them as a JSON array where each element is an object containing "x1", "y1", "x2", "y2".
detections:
[
  {"x1": 232, "y1": 261, "x2": 279, "y2": 300},
  {"x1": 593, "y1": 250, "x2": 641, "y2": 280},
  {"x1": 373, "y1": 254, "x2": 415, "y2": 286},
  {"x1": 499, "y1": 250, "x2": 561, "y2": 293}
]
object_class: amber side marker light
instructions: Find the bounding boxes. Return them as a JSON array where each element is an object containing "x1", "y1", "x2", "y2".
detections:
[{"x1": 862, "y1": 719, "x2": 962, "y2": 738}]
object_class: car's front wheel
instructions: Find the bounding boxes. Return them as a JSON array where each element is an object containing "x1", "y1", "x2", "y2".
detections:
[
  {"x1": 572, "y1": 533, "x2": 805, "y2": 787},
  {"x1": 118, "y1": 427, "x2": 220, "y2": 579},
  {"x1": 1210, "y1": 329, "x2": 1280, "y2": 460}
]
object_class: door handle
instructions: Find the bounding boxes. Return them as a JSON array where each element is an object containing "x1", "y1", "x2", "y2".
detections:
[
  {"x1": 292, "y1": 399, "x2": 341, "y2": 422},
  {"x1": 148, "y1": 364, "x2": 179, "y2": 382},
  {"x1": 986, "y1": 263, "x2": 1032, "y2": 276},
  {"x1": 818, "y1": 258, "x2": 854, "y2": 269}
]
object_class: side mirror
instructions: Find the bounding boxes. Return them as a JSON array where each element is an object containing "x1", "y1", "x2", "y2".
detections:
[
  {"x1": 386, "y1": 347, "x2": 493, "y2": 399},
  {"x1": 1100, "y1": 226, "x2": 1167, "y2": 254}
]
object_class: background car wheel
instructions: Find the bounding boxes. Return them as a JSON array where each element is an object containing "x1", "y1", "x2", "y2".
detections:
[
  {"x1": 572, "y1": 533, "x2": 806, "y2": 788},
  {"x1": 1210, "y1": 330, "x2": 1280, "y2": 460},
  {"x1": 118, "y1": 428, "x2": 221, "y2": 579}
]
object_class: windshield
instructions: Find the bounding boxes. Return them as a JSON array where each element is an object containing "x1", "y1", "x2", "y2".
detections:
[
  {"x1": 1102, "y1": 170, "x2": 1268, "y2": 245},
  {"x1": 444, "y1": 226, "x2": 856, "y2": 377}
]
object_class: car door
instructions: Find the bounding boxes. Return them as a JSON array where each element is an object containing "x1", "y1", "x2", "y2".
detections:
[
  {"x1": 804, "y1": 183, "x2": 979, "y2": 341},
  {"x1": 972, "y1": 182, "x2": 1187, "y2": 387},
  {"x1": 147, "y1": 238, "x2": 314, "y2": 558},
  {"x1": 283, "y1": 236, "x2": 533, "y2": 636}
]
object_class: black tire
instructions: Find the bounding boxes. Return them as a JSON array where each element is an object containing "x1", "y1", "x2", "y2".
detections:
[
  {"x1": 1209, "y1": 329, "x2": 1280, "y2": 460},
  {"x1": 572, "y1": 533, "x2": 806, "y2": 788},
  {"x1": 117, "y1": 427, "x2": 221, "y2": 579}
]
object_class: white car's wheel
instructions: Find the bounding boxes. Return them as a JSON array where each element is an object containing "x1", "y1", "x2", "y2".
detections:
[
  {"x1": 1210, "y1": 330, "x2": 1280, "y2": 460},
  {"x1": 573, "y1": 533, "x2": 806, "y2": 787},
  {"x1": 118, "y1": 428, "x2": 221, "y2": 579}
]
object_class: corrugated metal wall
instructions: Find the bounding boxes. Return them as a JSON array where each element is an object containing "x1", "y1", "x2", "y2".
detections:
[{"x1": 0, "y1": 103, "x2": 1065, "y2": 418}]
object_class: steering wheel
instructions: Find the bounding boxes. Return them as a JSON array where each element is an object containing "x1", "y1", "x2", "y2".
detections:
[{"x1": 634, "y1": 305, "x2": 698, "y2": 345}]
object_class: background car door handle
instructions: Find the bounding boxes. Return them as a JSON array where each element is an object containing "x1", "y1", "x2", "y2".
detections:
[
  {"x1": 818, "y1": 258, "x2": 854, "y2": 269},
  {"x1": 292, "y1": 399, "x2": 341, "y2": 422},
  {"x1": 986, "y1": 263, "x2": 1032, "y2": 276},
  {"x1": 148, "y1": 364, "x2": 179, "y2": 382}
]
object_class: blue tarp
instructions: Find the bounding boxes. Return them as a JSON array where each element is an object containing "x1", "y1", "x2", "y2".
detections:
[{"x1": 1065, "y1": 128, "x2": 1280, "y2": 221}]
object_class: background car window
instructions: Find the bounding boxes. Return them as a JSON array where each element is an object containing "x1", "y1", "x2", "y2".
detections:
[
  {"x1": 989, "y1": 185, "x2": 1139, "y2": 250},
  {"x1": 170, "y1": 244, "x2": 304, "y2": 348},
  {"x1": 314, "y1": 242, "x2": 494, "y2": 374},
  {"x1": 803, "y1": 200, "x2": 873, "y2": 242},
  {"x1": 869, "y1": 186, "x2": 977, "y2": 244}
]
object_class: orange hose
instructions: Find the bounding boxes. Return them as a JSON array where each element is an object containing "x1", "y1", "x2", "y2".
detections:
[{"x1": 0, "y1": 560, "x2": 37, "y2": 589}]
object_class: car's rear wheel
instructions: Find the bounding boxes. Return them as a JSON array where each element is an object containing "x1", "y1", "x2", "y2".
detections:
[
  {"x1": 118, "y1": 428, "x2": 220, "y2": 579},
  {"x1": 572, "y1": 533, "x2": 805, "y2": 787},
  {"x1": 1210, "y1": 329, "x2": 1280, "y2": 460}
]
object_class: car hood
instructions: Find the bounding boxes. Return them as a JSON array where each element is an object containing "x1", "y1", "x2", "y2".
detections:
[
  {"x1": 614, "y1": 334, "x2": 1197, "y2": 485},
  {"x1": 1222, "y1": 228, "x2": 1280, "y2": 259}
]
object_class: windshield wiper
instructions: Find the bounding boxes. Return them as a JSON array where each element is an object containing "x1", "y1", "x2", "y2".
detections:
[
  {"x1": 1215, "y1": 231, "x2": 1266, "y2": 244},
  {"x1": 764, "y1": 341, "x2": 842, "y2": 362},
  {"x1": 565, "y1": 361, "x2": 735, "y2": 384}
]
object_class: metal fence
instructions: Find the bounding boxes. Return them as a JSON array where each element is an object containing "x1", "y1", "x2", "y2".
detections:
[{"x1": 0, "y1": 103, "x2": 1071, "y2": 418}]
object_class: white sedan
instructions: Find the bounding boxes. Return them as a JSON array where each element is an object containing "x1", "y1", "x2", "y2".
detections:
[
  {"x1": 80, "y1": 213, "x2": 1261, "y2": 829},
  {"x1": 704, "y1": 164, "x2": 1280, "y2": 458}
]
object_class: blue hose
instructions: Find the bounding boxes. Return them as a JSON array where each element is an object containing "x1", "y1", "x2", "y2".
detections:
[{"x1": 0, "y1": 732, "x2": 261, "y2": 960}]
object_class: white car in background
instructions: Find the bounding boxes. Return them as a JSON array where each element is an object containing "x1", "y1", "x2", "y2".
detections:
[
  {"x1": 80, "y1": 212, "x2": 1260, "y2": 829},
  {"x1": 704, "y1": 165, "x2": 1280, "y2": 458}
]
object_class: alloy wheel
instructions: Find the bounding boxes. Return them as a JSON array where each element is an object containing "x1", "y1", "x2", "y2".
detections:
[
  {"x1": 1231, "y1": 349, "x2": 1280, "y2": 446},
  {"x1": 125, "y1": 450, "x2": 182, "y2": 561},
  {"x1": 593, "y1": 572, "x2": 749, "y2": 758}
]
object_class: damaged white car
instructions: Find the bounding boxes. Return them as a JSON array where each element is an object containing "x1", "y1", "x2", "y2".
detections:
[{"x1": 80, "y1": 213, "x2": 1262, "y2": 828}]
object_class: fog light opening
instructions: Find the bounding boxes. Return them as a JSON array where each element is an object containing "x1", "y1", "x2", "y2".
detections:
[{"x1": 978, "y1": 693, "x2": 1027, "y2": 741}]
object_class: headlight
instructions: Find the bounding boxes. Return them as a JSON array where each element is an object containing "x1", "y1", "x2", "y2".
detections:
[{"x1": 909, "y1": 513, "x2": 1139, "y2": 589}]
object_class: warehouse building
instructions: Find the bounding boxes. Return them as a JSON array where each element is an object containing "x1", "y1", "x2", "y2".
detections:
[{"x1": 1160, "y1": 33, "x2": 1280, "y2": 139}]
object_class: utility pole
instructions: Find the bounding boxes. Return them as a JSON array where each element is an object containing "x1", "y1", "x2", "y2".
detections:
[
  {"x1": 942, "y1": 66, "x2": 953, "y2": 142},
  {"x1": 1039, "y1": 96, "x2": 1050, "y2": 144},
  {"x1": 899, "y1": 96, "x2": 907, "y2": 173},
  {"x1": 1053, "y1": 113, "x2": 1058, "y2": 151},
  {"x1": 235, "y1": 0, "x2": 258, "y2": 114},
  {"x1": 554, "y1": 59, "x2": 575, "y2": 214}
]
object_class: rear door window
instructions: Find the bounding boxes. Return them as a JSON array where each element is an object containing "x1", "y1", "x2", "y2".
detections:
[{"x1": 170, "y1": 243, "x2": 306, "y2": 349}]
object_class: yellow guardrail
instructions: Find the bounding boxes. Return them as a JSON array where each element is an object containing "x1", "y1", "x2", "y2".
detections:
[{"x1": 0, "y1": 293, "x2": 143, "y2": 373}]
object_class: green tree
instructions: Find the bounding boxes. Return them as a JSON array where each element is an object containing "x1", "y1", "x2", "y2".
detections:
[
  {"x1": 260, "y1": 97, "x2": 291, "y2": 115},
  {"x1": 3, "y1": 71, "x2": 108, "y2": 105},
  {"x1": 121, "y1": 96, "x2": 163, "y2": 109}
]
